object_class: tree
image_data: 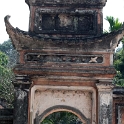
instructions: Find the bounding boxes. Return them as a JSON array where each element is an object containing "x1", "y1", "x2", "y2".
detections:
[
  {"x1": 0, "y1": 51, "x2": 14, "y2": 108},
  {"x1": 0, "y1": 39, "x2": 18, "y2": 108},
  {"x1": 105, "y1": 16, "x2": 124, "y2": 86},
  {"x1": 105, "y1": 16, "x2": 123, "y2": 32},
  {"x1": 0, "y1": 39, "x2": 18, "y2": 67},
  {"x1": 114, "y1": 39, "x2": 124, "y2": 86}
]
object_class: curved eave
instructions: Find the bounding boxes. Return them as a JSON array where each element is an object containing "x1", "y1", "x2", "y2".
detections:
[
  {"x1": 25, "y1": 0, "x2": 29, "y2": 5},
  {"x1": 4, "y1": 15, "x2": 124, "y2": 51}
]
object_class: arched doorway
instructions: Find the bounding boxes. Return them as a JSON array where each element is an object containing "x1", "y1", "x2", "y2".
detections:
[
  {"x1": 30, "y1": 85, "x2": 96, "y2": 124},
  {"x1": 41, "y1": 111, "x2": 82, "y2": 124},
  {"x1": 34, "y1": 105, "x2": 90, "y2": 124}
]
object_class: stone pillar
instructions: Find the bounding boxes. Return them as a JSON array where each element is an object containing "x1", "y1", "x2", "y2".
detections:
[
  {"x1": 96, "y1": 80, "x2": 114, "y2": 124},
  {"x1": 13, "y1": 75, "x2": 31, "y2": 124}
]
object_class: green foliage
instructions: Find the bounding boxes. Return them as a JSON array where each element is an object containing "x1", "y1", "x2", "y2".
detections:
[
  {"x1": 41, "y1": 111, "x2": 82, "y2": 124},
  {"x1": 114, "y1": 47, "x2": 124, "y2": 86},
  {"x1": 0, "y1": 39, "x2": 16, "y2": 108},
  {"x1": 113, "y1": 71, "x2": 124, "y2": 86},
  {"x1": 105, "y1": 16, "x2": 123, "y2": 32},
  {"x1": 0, "y1": 51, "x2": 14, "y2": 108},
  {"x1": 0, "y1": 51, "x2": 8, "y2": 67},
  {"x1": 0, "y1": 39, "x2": 17, "y2": 67},
  {"x1": 105, "y1": 16, "x2": 124, "y2": 86}
]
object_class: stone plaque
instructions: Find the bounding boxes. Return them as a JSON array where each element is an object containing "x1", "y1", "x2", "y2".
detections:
[{"x1": 34, "y1": 9, "x2": 96, "y2": 34}]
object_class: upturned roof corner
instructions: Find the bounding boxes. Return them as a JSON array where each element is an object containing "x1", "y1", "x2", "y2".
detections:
[{"x1": 4, "y1": 15, "x2": 124, "y2": 52}]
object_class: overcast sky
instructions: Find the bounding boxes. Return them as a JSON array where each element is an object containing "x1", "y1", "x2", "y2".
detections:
[{"x1": 0, "y1": 0, "x2": 124, "y2": 43}]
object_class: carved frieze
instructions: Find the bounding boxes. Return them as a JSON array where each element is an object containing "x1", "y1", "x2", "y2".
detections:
[
  {"x1": 25, "y1": 53, "x2": 103, "y2": 64},
  {"x1": 34, "y1": 8, "x2": 96, "y2": 34}
]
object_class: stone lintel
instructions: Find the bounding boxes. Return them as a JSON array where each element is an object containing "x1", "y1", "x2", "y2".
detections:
[{"x1": 13, "y1": 64, "x2": 116, "y2": 80}]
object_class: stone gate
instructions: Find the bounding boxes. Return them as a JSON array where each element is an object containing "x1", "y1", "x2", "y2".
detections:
[{"x1": 5, "y1": 0, "x2": 124, "y2": 124}]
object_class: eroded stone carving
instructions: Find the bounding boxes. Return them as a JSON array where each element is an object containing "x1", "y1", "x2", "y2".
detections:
[{"x1": 25, "y1": 53, "x2": 103, "y2": 63}]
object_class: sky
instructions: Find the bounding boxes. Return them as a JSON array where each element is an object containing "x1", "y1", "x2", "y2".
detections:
[{"x1": 0, "y1": 0, "x2": 124, "y2": 44}]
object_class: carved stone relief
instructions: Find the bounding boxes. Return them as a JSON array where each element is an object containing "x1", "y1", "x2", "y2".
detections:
[{"x1": 25, "y1": 53, "x2": 103, "y2": 64}]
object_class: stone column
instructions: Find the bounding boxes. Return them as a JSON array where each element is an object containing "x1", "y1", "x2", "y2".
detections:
[
  {"x1": 96, "y1": 80, "x2": 114, "y2": 124},
  {"x1": 13, "y1": 75, "x2": 31, "y2": 124}
]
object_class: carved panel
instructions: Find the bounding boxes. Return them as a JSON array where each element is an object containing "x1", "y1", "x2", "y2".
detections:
[
  {"x1": 34, "y1": 9, "x2": 96, "y2": 34},
  {"x1": 25, "y1": 53, "x2": 103, "y2": 64}
]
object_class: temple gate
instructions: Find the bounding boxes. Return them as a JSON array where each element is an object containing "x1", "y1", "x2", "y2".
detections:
[{"x1": 5, "y1": 0, "x2": 124, "y2": 124}]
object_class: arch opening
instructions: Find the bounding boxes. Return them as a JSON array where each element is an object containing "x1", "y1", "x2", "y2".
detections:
[
  {"x1": 41, "y1": 111, "x2": 83, "y2": 124},
  {"x1": 34, "y1": 105, "x2": 90, "y2": 124}
]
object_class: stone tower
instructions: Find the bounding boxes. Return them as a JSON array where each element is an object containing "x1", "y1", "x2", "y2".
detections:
[{"x1": 5, "y1": 0, "x2": 124, "y2": 124}]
